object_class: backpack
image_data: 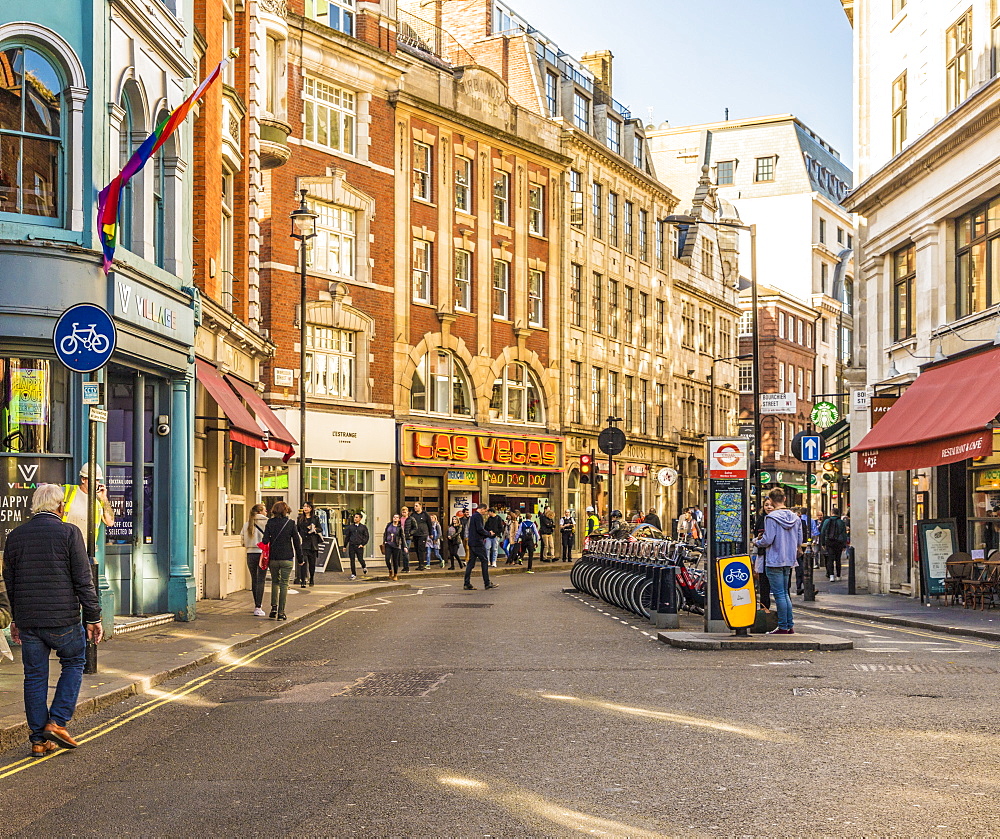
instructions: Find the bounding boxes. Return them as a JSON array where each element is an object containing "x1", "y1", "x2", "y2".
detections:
[
  {"x1": 822, "y1": 516, "x2": 848, "y2": 544},
  {"x1": 518, "y1": 521, "x2": 536, "y2": 546}
]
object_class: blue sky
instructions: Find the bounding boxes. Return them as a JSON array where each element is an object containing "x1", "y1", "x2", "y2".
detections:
[{"x1": 516, "y1": 0, "x2": 855, "y2": 168}]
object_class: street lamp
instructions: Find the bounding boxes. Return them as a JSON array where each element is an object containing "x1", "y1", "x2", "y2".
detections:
[
  {"x1": 665, "y1": 215, "x2": 761, "y2": 499},
  {"x1": 290, "y1": 188, "x2": 317, "y2": 512},
  {"x1": 709, "y1": 353, "x2": 752, "y2": 438}
]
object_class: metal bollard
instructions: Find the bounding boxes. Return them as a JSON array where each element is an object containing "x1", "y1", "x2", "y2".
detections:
[
  {"x1": 654, "y1": 564, "x2": 679, "y2": 629},
  {"x1": 847, "y1": 546, "x2": 856, "y2": 595}
]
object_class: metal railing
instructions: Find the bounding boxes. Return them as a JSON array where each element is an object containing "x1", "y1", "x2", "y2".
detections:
[{"x1": 396, "y1": 9, "x2": 475, "y2": 68}]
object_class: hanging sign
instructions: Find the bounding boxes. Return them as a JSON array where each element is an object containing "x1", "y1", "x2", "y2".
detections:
[{"x1": 811, "y1": 401, "x2": 840, "y2": 429}]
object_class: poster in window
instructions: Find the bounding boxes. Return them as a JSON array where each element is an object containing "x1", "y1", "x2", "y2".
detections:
[{"x1": 10, "y1": 367, "x2": 47, "y2": 426}]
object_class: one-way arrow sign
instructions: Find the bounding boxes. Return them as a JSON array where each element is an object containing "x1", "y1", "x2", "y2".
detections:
[{"x1": 800, "y1": 434, "x2": 821, "y2": 462}]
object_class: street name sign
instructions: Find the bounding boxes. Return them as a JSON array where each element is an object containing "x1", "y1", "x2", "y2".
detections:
[
  {"x1": 852, "y1": 389, "x2": 870, "y2": 411},
  {"x1": 760, "y1": 392, "x2": 797, "y2": 415}
]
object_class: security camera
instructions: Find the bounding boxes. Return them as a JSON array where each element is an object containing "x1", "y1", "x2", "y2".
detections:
[{"x1": 156, "y1": 422, "x2": 170, "y2": 437}]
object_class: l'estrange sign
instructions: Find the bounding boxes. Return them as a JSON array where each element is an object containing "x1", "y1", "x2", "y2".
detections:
[{"x1": 400, "y1": 424, "x2": 563, "y2": 471}]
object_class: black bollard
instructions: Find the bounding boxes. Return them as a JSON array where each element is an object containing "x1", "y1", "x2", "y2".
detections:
[{"x1": 847, "y1": 546, "x2": 856, "y2": 595}]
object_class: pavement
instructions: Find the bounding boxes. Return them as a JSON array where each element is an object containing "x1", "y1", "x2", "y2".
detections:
[
  {"x1": 0, "y1": 560, "x2": 566, "y2": 752},
  {"x1": 795, "y1": 574, "x2": 1000, "y2": 641}
]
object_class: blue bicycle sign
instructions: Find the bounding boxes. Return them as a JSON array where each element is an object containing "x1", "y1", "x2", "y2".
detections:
[
  {"x1": 53, "y1": 304, "x2": 116, "y2": 373},
  {"x1": 722, "y1": 561, "x2": 751, "y2": 589}
]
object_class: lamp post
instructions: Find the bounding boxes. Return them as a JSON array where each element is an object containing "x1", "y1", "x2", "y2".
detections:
[
  {"x1": 290, "y1": 189, "x2": 318, "y2": 512},
  {"x1": 666, "y1": 216, "x2": 760, "y2": 498},
  {"x1": 709, "y1": 353, "x2": 752, "y2": 438}
]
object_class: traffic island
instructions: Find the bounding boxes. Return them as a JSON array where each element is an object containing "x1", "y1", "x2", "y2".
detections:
[{"x1": 658, "y1": 631, "x2": 853, "y2": 651}]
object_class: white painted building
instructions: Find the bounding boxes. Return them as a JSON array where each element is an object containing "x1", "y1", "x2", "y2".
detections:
[{"x1": 842, "y1": 0, "x2": 1000, "y2": 594}]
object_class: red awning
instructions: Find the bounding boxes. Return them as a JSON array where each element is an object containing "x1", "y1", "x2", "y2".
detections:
[
  {"x1": 225, "y1": 374, "x2": 297, "y2": 463},
  {"x1": 195, "y1": 359, "x2": 267, "y2": 450},
  {"x1": 852, "y1": 346, "x2": 1000, "y2": 472}
]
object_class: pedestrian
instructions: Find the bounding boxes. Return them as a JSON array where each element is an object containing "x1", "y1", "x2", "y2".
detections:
[
  {"x1": 585, "y1": 506, "x2": 599, "y2": 536},
  {"x1": 62, "y1": 462, "x2": 116, "y2": 536},
  {"x1": 383, "y1": 514, "x2": 404, "y2": 581},
  {"x1": 426, "y1": 513, "x2": 445, "y2": 568},
  {"x1": 516, "y1": 515, "x2": 541, "y2": 572},
  {"x1": 485, "y1": 507, "x2": 504, "y2": 567},
  {"x1": 296, "y1": 501, "x2": 322, "y2": 587},
  {"x1": 399, "y1": 506, "x2": 411, "y2": 573},
  {"x1": 464, "y1": 502, "x2": 498, "y2": 590},
  {"x1": 643, "y1": 508, "x2": 662, "y2": 530},
  {"x1": 0, "y1": 579, "x2": 10, "y2": 630},
  {"x1": 539, "y1": 508, "x2": 556, "y2": 561},
  {"x1": 753, "y1": 497, "x2": 775, "y2": 613},
  {"x1": 344, "y1": 512, "x2": 370, "y2": 579},
  {"x1": 261, "y1": 501, "x2": 302, "y2": 620},
  {"x1": 505, "y1": 512, "x2": 522, "y2": 565},
  {"x1": 447, "y1": 515, "x2": 466, "y2": 569},
  {"x1": 820, "y1": 507, "x2": 849, "y2": 582},
  {"x1": 677, "y1": 509, "x2": 693, "y2": 543},
  {"x1": 752, "y1": 487, "x2": 801, "y2": 634},
  {"x1": 405, "y1": 501, "x2": 432, "y2": 571},
  {"x1": 560, "y1": 509, "x2": 575, "y2": 562},
  {"x1": 608, "y1": 509, "x2": 627, "y2": 539},
  {"x1": 242, "y1": 503, "x2": 269, "y2": 616},
  {"x1": 2, "y1": 483, "x2": 103, "y2": 756}
]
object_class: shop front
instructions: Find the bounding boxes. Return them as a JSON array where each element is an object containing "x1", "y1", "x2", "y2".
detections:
[
  {"x1": 261, "y1": 411, "x2": 394, "y2": 555},
  {"x1": 0, "y1": 249, "x2": 198, "y2": 621},
  {"x1": 398, "y1": 423, "x2": 564, "y2": 518}
]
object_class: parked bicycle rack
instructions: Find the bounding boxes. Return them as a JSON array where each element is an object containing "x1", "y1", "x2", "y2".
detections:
[{"x1": 570, "y1": 539, "x2": 706, "y2": 627}]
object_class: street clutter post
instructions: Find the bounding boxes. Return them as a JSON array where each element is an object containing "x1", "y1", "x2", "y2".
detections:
[
  {"x1": 705, "y1": 437, "x2": 751, "y2": 633},
  {"x1": 653, "y1": 564, "x2": 679, "y2": 629},
  {"x1": 847, "y1": 545, "x2": 856, "y2": 594},
  {"x1": 792, "y1": 430, "x2": 821, "y2": 602}
]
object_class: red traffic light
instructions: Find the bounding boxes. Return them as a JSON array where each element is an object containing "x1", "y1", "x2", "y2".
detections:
[{"x1": 580, "y1": 453, "x2": 593, "y2": 484}]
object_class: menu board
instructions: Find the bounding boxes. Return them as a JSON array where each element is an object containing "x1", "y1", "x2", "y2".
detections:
[{"x1": 916, "y1": 519, "x2": 958, "y2": 596}]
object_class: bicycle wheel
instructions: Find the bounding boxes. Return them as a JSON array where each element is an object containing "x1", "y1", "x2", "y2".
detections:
[
  {"x1": 58, "y1": 334, "x2": 79, "y2": 355},
  {"x1": 90, "y1": 333, "x2": 110, "y2": 354}
]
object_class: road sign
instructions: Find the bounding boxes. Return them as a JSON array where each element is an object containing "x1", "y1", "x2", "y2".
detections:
[
  {"x1": 597, "y1": 426, "x2": 626, "y2": 456},
  {"x1": 88, "y1": 407, "x2": 108, "y2": 423},
  {"x1": 760, "y1": 471, "x2": 771, "y2": 484},
  {"x1": 707, "y1": 438, "x2": 749, "y2": 480},
  {"x1": 53, "y1": 304, "x2": 116, "y2": 373},
  {"x1": 799, "y1": 434, "x2": 821, "y2": 462},
  {"x1": 760, "y1": 392, "x2": 797, "y2": 415},
  {"x1": 716, "y1": 555, "x2": 756, "y2": 630},
  {"x1": 810, "y1": 401, "x2": 840, "y2": 429},
  {"x1": 852, "y1": 389, "x2": 870, "y2": 411}
]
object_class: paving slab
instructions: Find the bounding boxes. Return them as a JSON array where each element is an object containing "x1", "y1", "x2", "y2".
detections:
[{"x1": 658, "y1": 631, "x2": 854, "y2": 651}]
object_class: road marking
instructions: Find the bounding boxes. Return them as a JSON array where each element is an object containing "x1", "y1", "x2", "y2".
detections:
[
  {"x1": 0, "y1": 607, "x2": 355, "y2": 779},
  {"x1": 805, "y1": 613, "x2": 1000, "y2": 649}
]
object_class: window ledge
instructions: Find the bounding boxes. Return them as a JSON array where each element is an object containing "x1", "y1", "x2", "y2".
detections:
[
  {"x1": 493, "y1": 221, "x2": 513, "y2": 234},
  {"x1": 413, "y1": 197, "x2": 436, "y2": 208},
  {"x1": 455, "y1": 209, "x2": 475, "y2": 221},
  {"x1": 412, "y1": 299, "x2": 435, "y2": 308},
  {"x1": 454, "y1": 307, "x2": 474, "y2": 316},
  {"x1": 529, "y1": 231, "x2": 547, "y2": 241},
  {"x1": 492, "y1": 314, "x2": 511, "y2": 322},
  {"x1": 528, "y1": 322, "x2": 546, "y2": 331}
]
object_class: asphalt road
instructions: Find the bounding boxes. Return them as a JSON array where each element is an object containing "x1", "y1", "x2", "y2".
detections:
[{"x1": 2, "y1": 572, "x2": 1000, "y2": 837}]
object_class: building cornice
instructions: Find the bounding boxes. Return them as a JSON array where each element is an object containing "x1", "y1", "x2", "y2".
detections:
[
  {"x1": 847, "y1": 78, "x2": 1000, "y2": 215},
  {"x1": 567, "y1": 128, "x2": 679, "y2": 208}
]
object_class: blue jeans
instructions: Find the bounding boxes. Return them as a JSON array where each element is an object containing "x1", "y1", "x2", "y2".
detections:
[
  {"x1": 20, "y1": 624, "x2": 87, "y2": 743},
  {"x1": 485, "y1": 537, "x2": 499, "y2": 565},
  {"x1": 425, "y1": 545, "x2": 443, "y2": 566},
  {"x1": 764, "y1": 567, "x2": 793, "y2": 630}
]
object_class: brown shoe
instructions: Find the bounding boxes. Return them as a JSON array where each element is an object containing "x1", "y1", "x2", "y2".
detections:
[
  {"x1": 43, "y1": 722, "x2": 79, "y2": 749},
  {"x1": 31, "y1": 740, "x2": 58, "y2": 757}
]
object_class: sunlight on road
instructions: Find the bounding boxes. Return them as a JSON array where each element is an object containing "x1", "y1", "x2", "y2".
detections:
[
  {"x1": 537, "y1": 692, "x2": 799, "y2": 744},
  {"x1": 430, "y1": 771, "x2": 679, "y2": 838}
]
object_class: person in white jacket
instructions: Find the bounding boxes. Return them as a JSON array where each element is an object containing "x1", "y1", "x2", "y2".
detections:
[{"x1": 242, "y1": 504, "x2": 269, "y2": 617}]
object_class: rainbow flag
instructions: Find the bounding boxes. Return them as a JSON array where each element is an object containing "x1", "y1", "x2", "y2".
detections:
[{"x1": 97, "y1": 56, "x2": 230, "y2": 273}]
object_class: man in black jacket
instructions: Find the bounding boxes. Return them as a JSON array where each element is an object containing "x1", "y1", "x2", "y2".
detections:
[
  {"x1": 485, "y1": 508, "x2": 504, "y2": 567},
  {"x1": 464, "y1": 503, "x2": 498, "y2": 591},
  {"x1": 819, "y1": 507, "x2": 849, "y2": 582},
  {"x1": 343, "y1": 513, "x2": 369, "y2": 580},
  {"x1": 405, "y1": 502, "x2": 432, "y2": 571},
  {"x1": 3, "y1": 483, "x2": 103, "y2": 756}
]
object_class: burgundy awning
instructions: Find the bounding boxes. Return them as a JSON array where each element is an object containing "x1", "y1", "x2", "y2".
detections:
[
  {"x1": 195, "y1": 359, "x2": 266, "y2": 450},
  {"x1": 852, "y1": 346, "x2": 1000, "y2": 472},
  {"x1": 225, "y1": 374, "x2": 297, "y2": 463}
]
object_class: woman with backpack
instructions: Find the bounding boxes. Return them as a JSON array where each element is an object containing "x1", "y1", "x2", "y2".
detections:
[
  {"x1": 242, "y1": 503, "x2": 268, "y2": 617},
  {"x1": 261, "y1": 501, "x2": 302, "y2": 621},
  {"x1": 517, "y1": 515, "x2": 541, "y2": 573}
]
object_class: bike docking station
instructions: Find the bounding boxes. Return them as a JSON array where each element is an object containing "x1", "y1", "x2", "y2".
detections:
[{"x1": 656, "y1": 437, "x2": 853, "y2": 652}]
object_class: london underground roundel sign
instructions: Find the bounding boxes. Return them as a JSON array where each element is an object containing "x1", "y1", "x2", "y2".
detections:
[{"x1": 708, "y1": 439, "x2": 749, "y2": 480}]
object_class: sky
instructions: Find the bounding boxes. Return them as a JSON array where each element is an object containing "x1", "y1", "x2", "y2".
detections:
[{"x1": 516, "y1": 0, "x2": 855, "y2": 168}]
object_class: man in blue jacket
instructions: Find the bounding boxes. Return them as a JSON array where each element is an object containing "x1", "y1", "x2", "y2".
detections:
[
  {"x1": 753, "y1": 487, "x2": 801, "y2": 634},
  {"x1": 464, "y1": 503, "x2": 499, "y2": 591},
  {"x1": 3, "y1": 483, "x2": 103, "y2": 756}
]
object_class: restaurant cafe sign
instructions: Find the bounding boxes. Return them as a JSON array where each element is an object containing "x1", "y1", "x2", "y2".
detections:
[{"x1": 399, "y1": 424, "x2": 563, "y2": 471}]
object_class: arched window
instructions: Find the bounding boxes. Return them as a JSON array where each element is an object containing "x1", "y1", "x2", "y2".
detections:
[
  {"x1": 0, "y1": 45, "x2": 63, "y2": 219},
  {"x1": 490, "y1": 362, "x2": 545, "y2": 425},
  {"x1": 118, "y1": 92, "x2": 135, "y2": 250},
  {"x1": 410, "y1": 350, "x2": 472, "y2": 418}
]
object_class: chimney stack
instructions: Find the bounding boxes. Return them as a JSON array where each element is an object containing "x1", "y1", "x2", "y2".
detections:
[{"x1": 580, "y1": 49, "x2": 613, "y2": 100}]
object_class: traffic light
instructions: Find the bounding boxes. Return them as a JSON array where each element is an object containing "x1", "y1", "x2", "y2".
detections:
[
  {"x1": 580, "y1": 453, "x2": 593, "y2": 484},
  {"x1": 821, "y1": 461, "x2": 841, "y2": 483}
]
